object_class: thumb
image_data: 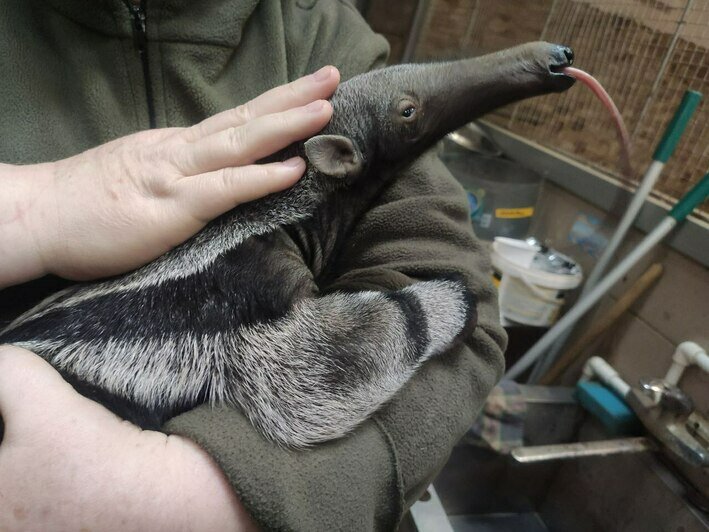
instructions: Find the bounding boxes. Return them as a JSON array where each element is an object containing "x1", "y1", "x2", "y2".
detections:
[{"x1": 0, "y1": 345, "x2": 75, "y2": 438}]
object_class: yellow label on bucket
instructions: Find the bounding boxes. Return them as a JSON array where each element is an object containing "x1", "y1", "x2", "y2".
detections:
[{"x1": 495, "y1": 207, "x2": 535, "y2": 219}]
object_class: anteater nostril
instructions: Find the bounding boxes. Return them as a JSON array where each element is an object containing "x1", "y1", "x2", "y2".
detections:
[{"x1": 563, "y1": 46, "x2": 574, "y2": 65}]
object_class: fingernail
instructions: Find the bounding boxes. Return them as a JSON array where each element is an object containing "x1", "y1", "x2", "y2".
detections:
[
  {"x1": 282, "y1": 156, "x2": 304, "y2": 167},
  {"x1": 305, "y1": 100, "x2": 326, "y2": 113},
  {"x1": 311, "y1": 66, "x2": 332, "y2": 82}
]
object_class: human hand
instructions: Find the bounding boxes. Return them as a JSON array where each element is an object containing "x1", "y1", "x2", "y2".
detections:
[
  {"x1": 0, "y1": 345, "x2": 258, "y2": 531},
  {"x1": 1, "y1": 66, "x2": 339, "y2": 285}
]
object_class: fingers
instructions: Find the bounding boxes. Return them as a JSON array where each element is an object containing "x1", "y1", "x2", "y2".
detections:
[
  {"x1": 176, "y1": 158, "x2": 306, "y2": 222},
  {"x1": 0, "y1": 346, "x2": 75, "y2": 438},
  {"x1": 183, "y1": 66, "x2": 340, "y2": 141},
  {"x1": 178, "y1": 99, "x2": 332, "y2": 175}
]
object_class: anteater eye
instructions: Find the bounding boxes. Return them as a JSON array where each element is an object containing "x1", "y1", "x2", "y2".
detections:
[{"x1": 402, "y1": 106, "x2": 416, "y2": 118}]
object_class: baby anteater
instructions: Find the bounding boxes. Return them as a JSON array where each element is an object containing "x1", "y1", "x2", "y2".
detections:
[{"x1": 1, "y1": 42, "x2": 574, "y2": 447}]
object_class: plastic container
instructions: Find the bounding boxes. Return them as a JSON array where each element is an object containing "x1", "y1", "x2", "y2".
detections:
[
  {"x1": 491, "y1": 237, "x2": 583, "y2": 328},
  {"x1": 493, "y1": 237, "x2": 538, "y2": 268},
  {"x1": 440, "y1": 136, "x2": 542, "y2": 241}
]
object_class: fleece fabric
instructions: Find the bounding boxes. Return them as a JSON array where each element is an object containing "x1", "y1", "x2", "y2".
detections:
[{"x1": 0, "y1": 1, "x2": 506, "y2": 530}]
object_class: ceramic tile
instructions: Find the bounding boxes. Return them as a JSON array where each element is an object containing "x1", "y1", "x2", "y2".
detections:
[{"x1": 624, "y1": 249, "x2": 709, "y2": 347}]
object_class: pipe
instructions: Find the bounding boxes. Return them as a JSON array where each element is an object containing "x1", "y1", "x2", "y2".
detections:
[
  {"x1": 581, "y1": 356, "x2": 631, "y2": 397},
  {"x1": 664, "y1": 341, "x2": 709, "y2": 386},
  {"x1": 506, "y1": 173, "x2": 709, "y2": 380},
  {"x1": 528, "y1": 91, "x2": 702, "y2": 382}
]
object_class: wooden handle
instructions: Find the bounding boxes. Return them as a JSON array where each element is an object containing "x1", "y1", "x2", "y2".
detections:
[{"x1": 539, "y1": 263, "x2": 664, "y2": 385}]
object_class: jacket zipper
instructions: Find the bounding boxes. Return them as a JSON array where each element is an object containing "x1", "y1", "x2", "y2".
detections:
[{"x1": 124, "y1": 0, "x2": 156, "y2": 128}]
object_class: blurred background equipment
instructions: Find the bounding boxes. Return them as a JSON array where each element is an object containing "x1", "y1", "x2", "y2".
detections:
[{"x1": 439, "y1": 144, "x2": 542, "y2": 240}]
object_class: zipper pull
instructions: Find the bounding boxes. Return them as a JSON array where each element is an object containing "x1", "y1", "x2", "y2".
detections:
[
  {"x1": 123, "y1": 0, "x2": 156, "y2": 129},
  {"x1": 125, "y1": 2, "x2": 147, "y2": 52}
]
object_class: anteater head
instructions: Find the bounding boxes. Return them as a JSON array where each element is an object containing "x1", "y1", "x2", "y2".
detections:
[{"x1": 303, "y1": 41, "x2": 574, "y2": 185}]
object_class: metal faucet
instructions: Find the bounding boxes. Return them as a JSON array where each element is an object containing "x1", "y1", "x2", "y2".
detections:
[
  {"x1": 511, "y1": 348, "x2": 709, "y2": 466},
  {"x1": 512, "y1": 370, "x2": 709, "y2": 466},
  {"x1": 626, "y1": 379, "x2": 709, "y2": 467}
]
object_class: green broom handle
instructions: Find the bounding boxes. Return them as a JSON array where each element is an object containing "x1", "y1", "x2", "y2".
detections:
[
  {"x1": 670, "y1": 172, "x2": 709, "y2": 221},
  {"x1": 653, "y1": 90, "x2": 702, "y2": 163}
]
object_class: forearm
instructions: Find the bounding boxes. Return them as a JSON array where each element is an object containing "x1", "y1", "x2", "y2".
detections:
[
  {"x1": 0, "y1": 346, "x2": 256, "y2": 532},
  {"x1": 165, "y1": 435, "x2": 258, "y2": 531},
  {"x1": 58, "y1": 432, "x2": 258, "y2": 531},
  {"x1": 0, "y1": 163, "x2": 50, "y2": 288}
]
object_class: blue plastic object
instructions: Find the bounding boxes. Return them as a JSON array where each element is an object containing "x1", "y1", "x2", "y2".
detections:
[{"x1": 576, "y1": 381, "x2": 641, "y2": 436}]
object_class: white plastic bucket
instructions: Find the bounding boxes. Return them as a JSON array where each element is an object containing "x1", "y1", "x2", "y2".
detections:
[{"x1": 491, "y1": 238, "x2": 583, "y2": 328}]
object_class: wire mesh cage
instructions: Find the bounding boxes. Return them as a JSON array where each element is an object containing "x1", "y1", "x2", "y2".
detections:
[{"x1": 414, "y1": 0, "x2": 709, "y2": 219}]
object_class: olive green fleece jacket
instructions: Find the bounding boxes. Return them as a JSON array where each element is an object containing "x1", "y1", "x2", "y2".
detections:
[{"x1": 0, "y1": 0, "x2": 506, "y2": 530}]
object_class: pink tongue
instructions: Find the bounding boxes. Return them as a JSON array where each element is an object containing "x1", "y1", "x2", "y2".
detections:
[{"x1": 562, "y1": 66, "x2": 632, "y2": 177}]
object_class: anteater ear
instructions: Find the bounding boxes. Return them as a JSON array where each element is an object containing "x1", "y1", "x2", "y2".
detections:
[{"x1": 304, "y1": 135, "x2": 363, "y2": 180}]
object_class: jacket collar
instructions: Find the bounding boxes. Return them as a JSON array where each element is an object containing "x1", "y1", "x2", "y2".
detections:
[{"x1": 38, "y1": 0, "x2": 262, "y2": 47}]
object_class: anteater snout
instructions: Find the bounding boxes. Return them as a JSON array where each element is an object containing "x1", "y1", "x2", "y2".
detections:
[{"x1": 543, "y1": 43, "x2": 576, "y2": 91}]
